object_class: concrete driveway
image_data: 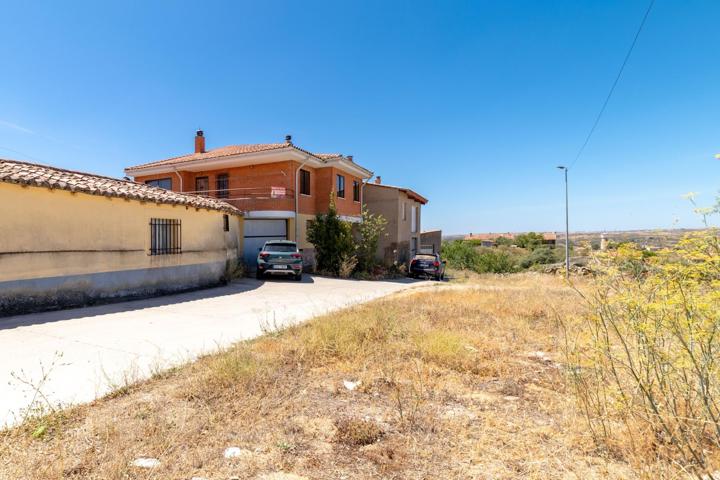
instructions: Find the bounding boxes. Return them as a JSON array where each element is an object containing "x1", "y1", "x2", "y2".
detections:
[{"x1": 0, "y1": 275, "x2": 421, "y2": 427}]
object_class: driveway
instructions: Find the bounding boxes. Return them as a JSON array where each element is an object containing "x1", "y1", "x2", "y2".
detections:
[{"x1": 0, "y1": 275, "x2": 421, "y2": 427}]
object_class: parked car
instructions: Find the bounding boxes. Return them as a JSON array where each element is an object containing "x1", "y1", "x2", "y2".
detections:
[
  {"x1": 409, "y1": 252, "x2": 446, "y2": 280},
  {"x1": 256, "y1": 240, "x2": 303, "y2": 281}
]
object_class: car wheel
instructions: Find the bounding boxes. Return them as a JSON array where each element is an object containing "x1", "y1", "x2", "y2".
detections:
[{"x1": 294, "y1": 273, "x2": 303, "y2": 282}]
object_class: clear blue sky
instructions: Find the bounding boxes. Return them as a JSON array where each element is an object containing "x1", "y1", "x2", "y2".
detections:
[{"x1": 1, "y1": 0, "x2": 719, "y2": 234}]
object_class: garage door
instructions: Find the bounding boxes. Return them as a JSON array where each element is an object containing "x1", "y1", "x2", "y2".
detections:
[{"x1": 243, "y1": 219, "x2": 288, "y2": 266}]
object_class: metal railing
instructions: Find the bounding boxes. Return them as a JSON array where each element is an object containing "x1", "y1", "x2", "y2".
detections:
[{"x1": 184, "y1": 186, "x2": 295, "y2": 212}]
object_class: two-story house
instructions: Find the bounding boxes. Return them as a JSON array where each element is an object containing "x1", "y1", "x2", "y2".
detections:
[
  {"x1": 363, "y1": 177, "x2": 428, "y2": 264},
  {"x1": 125, "y1": 131, "x2": 373, "y2": 266}
]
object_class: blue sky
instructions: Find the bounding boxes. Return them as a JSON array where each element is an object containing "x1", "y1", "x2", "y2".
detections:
[{"x1": 1, "y1": 0, "x2": 719, "y2": 234}]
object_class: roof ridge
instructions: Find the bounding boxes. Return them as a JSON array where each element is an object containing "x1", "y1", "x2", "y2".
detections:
[{"x1": 0, "y1": 158, "x2": 240, "y2": 214}]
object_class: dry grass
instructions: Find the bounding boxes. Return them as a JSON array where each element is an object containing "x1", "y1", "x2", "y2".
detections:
[{"x1": 0, "y1": 272, "x2": 653, "y2": 479}]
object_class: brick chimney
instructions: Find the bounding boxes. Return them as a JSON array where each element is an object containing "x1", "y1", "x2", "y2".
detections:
[
  {"x1": 347, "y1": 155, "x2": 354, "y2": 162},
  {"x1": 285, "y1": 134, "x2": 292, "y2": 145},
  {"x1": 374, "y1": 176, "x2": 381, "y2": 184},
  {"x1": 195, "y1": 130, "x2": 205, "y2": 153}
]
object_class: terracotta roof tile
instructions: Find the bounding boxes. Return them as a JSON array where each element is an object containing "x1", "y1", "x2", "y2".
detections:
[
  {"x1": 126, "y1": 143, "x2": 291, "y2": 171},
  {"x1": 0, "y1": 158, "x2": 241, "y2": 214}
]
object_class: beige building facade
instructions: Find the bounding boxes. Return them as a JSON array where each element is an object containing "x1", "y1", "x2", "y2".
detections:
[
  {"x1": 0, "y1": 159, "x2": 243, "y2": 316},
  {"x1": 363, "y1": 180, "x2": 428, "y2": 265}
]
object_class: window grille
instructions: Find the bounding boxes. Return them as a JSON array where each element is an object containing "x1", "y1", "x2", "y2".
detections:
[{"x1": 150, "y1": 218, "x2": 181, "y2": 255}]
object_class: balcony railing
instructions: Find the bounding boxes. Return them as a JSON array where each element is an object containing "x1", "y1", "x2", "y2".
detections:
[{"x1": 184, "y1": 186, "x2": 295, "y2": 212}]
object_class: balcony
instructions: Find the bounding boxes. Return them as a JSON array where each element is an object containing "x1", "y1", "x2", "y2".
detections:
[{"x1": 184, "y1": 186, "x2": 295, "y2": 213}]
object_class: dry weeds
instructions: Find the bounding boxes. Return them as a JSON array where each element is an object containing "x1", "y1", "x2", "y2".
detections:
[{"x1": 0, "y1": 273, "x2": 665, "y2": 479}]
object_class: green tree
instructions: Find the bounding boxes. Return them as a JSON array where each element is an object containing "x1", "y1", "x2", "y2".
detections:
[
  {"x1": 514, "y1": 232, "x2": 545, "y2": 250},
  {"x1": 354, "y1": 207, "x2": 387, "y2": 273},
  {"x1": 307, "y1": 194, "x2": 354, "y2": 275}
]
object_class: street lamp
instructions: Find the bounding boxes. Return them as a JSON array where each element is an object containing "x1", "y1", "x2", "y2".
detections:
[{"x1": 557, "y1": 166, "x2": 570, "y2": 279}]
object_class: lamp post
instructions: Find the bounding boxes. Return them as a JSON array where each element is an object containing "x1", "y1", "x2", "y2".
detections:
[{"x1": 557, "y1": 166, "x2": 570, "y2": 279}]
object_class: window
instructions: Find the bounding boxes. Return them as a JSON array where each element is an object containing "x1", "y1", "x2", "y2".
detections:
[
  {"x1": 336, "y1": 174, "x2": 345, "y2": 198},
  {"x1": 195, "y1": 176, "x2": 209, "y2": 195},
  {"x1": 223, "y1": 214, "x2": 229, "y2": 232},
  {"x1": 150, "y1": 218, "x2": 181, "y2": 255},
  {"x1": 145, "y1": 178, "x2": 172, "y2": 190},
  {"x1": 300, "y1": 169, "x2": 311, "y2": 196},
  {"x1": 411, "y1": 237, "x2": 418, "y2": 255},
  {"x1": 352, "y1": 180, "x2": 360, "y2": 202},
  {"x1": 216, "y1": 173, "x2": 229, "y2": 199},
  {"x1": 402, "y1": 203, "x2": 407, "y2": 221},
  {"x1": 411, "y1": 206, "x2": 418, "y2": 233}
]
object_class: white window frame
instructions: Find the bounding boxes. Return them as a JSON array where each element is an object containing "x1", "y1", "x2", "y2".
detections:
[{"x1": 411, "y1": 205, "x2": 417, "y2": 233}]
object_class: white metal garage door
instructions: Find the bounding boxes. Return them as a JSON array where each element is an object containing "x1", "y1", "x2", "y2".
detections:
[{"x1": 243, "y1": 219, "x2": 288, "y2": 266}]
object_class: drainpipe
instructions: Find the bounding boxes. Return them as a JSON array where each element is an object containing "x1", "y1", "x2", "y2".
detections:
[
  {"x1": 294, "y1": 156, "x2": 311, "y2": 244},
  {"x1": 173, "y1": 168, "x2": 183, "y2": 192}
]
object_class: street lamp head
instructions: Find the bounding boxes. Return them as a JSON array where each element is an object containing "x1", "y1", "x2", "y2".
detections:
[{"x1": 556, "y1": 165, "x2": 567, "y2": 170}]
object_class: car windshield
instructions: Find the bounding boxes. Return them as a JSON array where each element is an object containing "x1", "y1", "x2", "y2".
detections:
[
  {"x1": 265, "y1": 243, "x2": 297, "y2": 252},
  {"x1": 414, "y1": 254, "x2": 437, "y2": 261}
]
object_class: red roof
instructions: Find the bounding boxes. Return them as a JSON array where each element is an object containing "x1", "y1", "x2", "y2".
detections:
[
  {"x1": 1, "y1": 158, "x2": 241, "y2": 214},
  {"x1": 365, "y1": 182, "x2": 428, "y2": 205},
  {"x1": 126, "y1": 143, "x2": 290, "y2": 171}
]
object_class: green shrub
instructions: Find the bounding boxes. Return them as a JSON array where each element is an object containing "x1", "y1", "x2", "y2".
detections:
[
  {"x1": 442, "y1": 240, "x2": 479, "y2": 270},
  {"x1": 514, "y1": 232, "x2": 545, "y2": 250},
  {"x1": 307, "y1": 195, "x2": 354, "y2": 275},
  {"x1": 519, "y1": 246, "x2": 559, "y2": 269},
  {"x1": 475, "y1": 248, "x2": 518, "y2": 273},
  {"x1": 442, "y1": 241, "x2": 518, "y2": 274}
]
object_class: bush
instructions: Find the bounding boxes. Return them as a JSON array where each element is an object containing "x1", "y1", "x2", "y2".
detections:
[
  {"x1": 442, "y1": 240, "x2": 480, "y2": 270},
  {"x1": 307, "y1": 195, "x2": 354, "y2": 275},
  {"x1": 441, "y1": 241, "x2": 517, "y2": 274},
  {"x1": 475, "y1": 248, "x2": 518, "y2": 273},
  {"x1": 564, "y1": 230, "x2": 720, "y2": 475},
  {"x1": 519, "y1": 246, "x2": 559, "y2": 269},
  {"x1": 354, "y1": 207, "x2": 387, "y2": 273},
  {"x1": 514, "y1": 232, "x2": 545, "y2": 250}
]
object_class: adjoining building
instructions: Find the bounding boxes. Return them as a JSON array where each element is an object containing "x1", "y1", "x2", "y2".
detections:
[
  {"x1": 0, "y1": 159, "x2": 243, "y2": 316},
  {"x1": 124, "y1": 131, "x2": 373, "y2": 268},
  {"x1": 363, "y1": 176, "x2": 428, "y2": 264},
  {"x1": 420, "y1": 230, "x2": 443, "y2": 254}
]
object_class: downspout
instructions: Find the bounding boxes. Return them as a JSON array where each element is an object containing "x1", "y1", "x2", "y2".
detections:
[{"x1": 173, "y1": 167, "x2": 183, "y2": 192}]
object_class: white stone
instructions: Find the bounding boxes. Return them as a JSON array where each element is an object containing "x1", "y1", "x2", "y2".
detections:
[
  {"x1": 343, "y1": 379, "x2": 361, "y2": 391},
  {"x1": 130, "y1": 457, "x2": 160, "y2": 468}
]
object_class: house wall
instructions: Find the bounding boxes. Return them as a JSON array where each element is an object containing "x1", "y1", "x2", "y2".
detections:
[
  {"x1": 135, "y1": 161, "x2": 363, "y2": 253},
  {"x1": 363, "y1": 185, "x2": 400, "y2": 264},
  {"x1": 363, "y1": 184, "x2": 423, "y2": 265},
  {"x1": 0, "y1": 182, "x2": 243, "y2": 316},
  {"x1": 420, "y1": 230, "x2": 443, "y2": 254}
]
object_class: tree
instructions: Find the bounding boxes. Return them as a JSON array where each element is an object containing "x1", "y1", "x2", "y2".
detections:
[
  {"x1": 307, "y1": 194, "x2": 354, "y2": 275},
  {"x1": 354, "y1": 207, "x2": 388, "y2": 273},
  {"x1": 514, "y1": 232, "x2": 545, "y2": 250}
]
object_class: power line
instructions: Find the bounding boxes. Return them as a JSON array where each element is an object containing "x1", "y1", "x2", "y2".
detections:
[
  {"x1": 0, "y1": 145, "x2": 46, "y2": 164},
  {"x1": 568, "y1": 0, "x2": 656, "y2": 170}
]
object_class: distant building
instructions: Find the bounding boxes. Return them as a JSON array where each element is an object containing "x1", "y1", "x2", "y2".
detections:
[{"x1": 464, "y1": 232, "x2": 557, "y2": 247}]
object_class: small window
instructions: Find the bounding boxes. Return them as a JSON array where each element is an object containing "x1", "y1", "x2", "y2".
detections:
[
  {"x1": 223, "y1": 214, "x2": 229, "y2": 232},
  {"x1": 336, "y1": 174, "x2": 345, "y2": 198},
  {"x1": 195, "y1": 176, "x2": 209, "y2": 195},
  {"x1": 145, "y1": 178, "x2": 172, "y2": 190},
  {"x1": 402, "y1": 203, "x2": 407, "y2": 221},
  {"x1": 216, "y1": 174, "x2": 229, "y2": 199},
  {"x1": 411, "y1": 205, "x2": 418, "y2": 233},
  {"x1": 300, "y1": 169, "x2": 311, "y2": 196},
  {"x1": 150, "y1": 218, "x2": 181, "y2": 255},
  {"x1": 352, "y1": 180, "x2": 360, "y2": 202},
  {"x1": 411, "y1": 237, "x2": 418, "y2": 255}
]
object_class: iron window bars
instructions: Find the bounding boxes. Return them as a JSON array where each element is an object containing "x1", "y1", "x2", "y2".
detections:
[{"x1": 150, "y1": 218, "x2": 181, "y2": 255}]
